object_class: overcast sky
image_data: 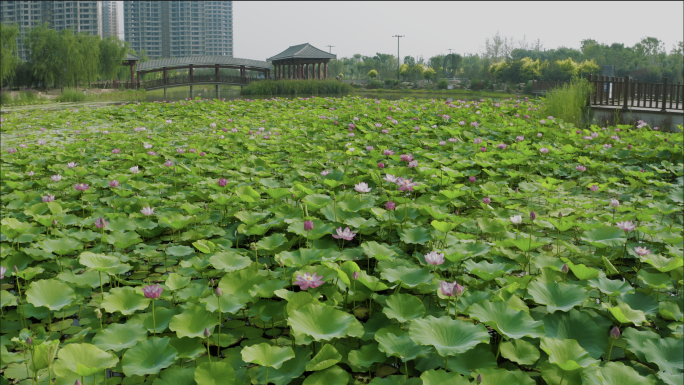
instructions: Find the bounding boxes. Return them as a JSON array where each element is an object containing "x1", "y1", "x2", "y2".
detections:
[{"x1": 118, "y1": 1, "x2": 683, "y2": 60}]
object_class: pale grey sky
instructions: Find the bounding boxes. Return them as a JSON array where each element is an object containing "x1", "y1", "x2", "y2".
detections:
[{"x1": 118, "y1": 1, "x2": 683, "y2": 60}]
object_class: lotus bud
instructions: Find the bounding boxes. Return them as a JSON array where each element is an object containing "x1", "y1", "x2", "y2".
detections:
[
  {"x1": 482, "y1": 197, "x2": 491, "y2": 204},
  {"x1": 204, "y1": 328, "x2": 211, "y2": 338},
  {"x1": 469, "y1": 176, "x2": 476, "y2": 183},
  {"x1": 210, "y1": 278, "x2": 214, "y2": 286},
  {"x1": 559, "y1": 212, "x2": 563, "y2": 218},
  {"x1": 26, "y1": 337, "x2": 32, "y2": 345},
  {"x1": 14, "y1": 265, "x2": 18, "y2": 273},
  {"x1": 95, "y1": 308, "x2": 102, "y2": 319},
  {"x1": 352, "y1": 271, "x2": 359, "y2": 280},
  {"x1": 385, "y1": 201, "x2": 396, "y2": 211},
  {"x1": 610, "y1": 326, "x2": 620, "y2": 339},
  {"x1": 530, "y1": 211, "x2": 536, "y2": 221},
  {"x1": 216, "y1": 288, "x2": 222, "y2": 297},
  {"x1": 454, "y1": 283, "x2": 465, "y2": 296},
  {"x1": 476, "y1": 374, "x2": 482, "y2": 384},
  {"x1": 561, "y1": 264, "x2": 569, "y2": 274},
  {"x1": 304, "y1": 221, "x2": 314, "y2": 231},
  {"x1": 76, "y1": 381, "x2": 82, "y2": 385},
  {"x1": 610, "y1": 199, "x2": 619, "y2": 208},
  {"x1": 378, "y1": 163, "x2": 385, "y2": 169}
]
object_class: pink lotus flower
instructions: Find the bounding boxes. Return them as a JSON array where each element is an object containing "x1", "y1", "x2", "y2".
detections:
[
  {"x1": 147, "y1": 151, "x2": 157, "y2": 156},
  {"x1": 381, "y1": 129, "x2": 389, "y2": 134},
  {"x1": 439, "y1": 141, "x2": 447, "y2": 146},
  {"x1": 590, "y1": 185, "x2": 599, "y2": 192},
  {"x1": 397, "y1": 177, "x2": 418, "y2": 191},
  {"x1": 67, "y1": 162, "x2": 78, "y2": 168},
  {"x1": 294, "y1": 272, "x2": 324, "y2": 290},
  {"x1": 537, "y1": 133, "x2": 543, "y2": 138},
  {"x1": 384, "y1": 174, "x2": 398, "y2": 183},
  {"x1": 200, "y1": 152, "x2": 206, "y2": 156},
  {"x1": 424, "y1": 251, "x2": 445, "y2": 266},
  {"x1": 0, "y1": 266, "x2": 6, "y2": 280},
  {"x1": 610, "y1": 199, "x2": 619, "y2": 208},
  {"x1": 440, "y1": 281, "x2": 464, "y2": 297},
  {"x1": 576, "y1": 165, "x2": 586, "y2": 172},
  {"x1": 177, "y1": 148, "x2": 185, "y2": 154},
  {"x1": 474, "y1": 138, "x2": 482, "y2": 144},
  {"x1": 51, "y1": 175, "x2": 62, "y2": 182},
  {"x1": 94, "y1": 217, "x2": 108, "y2": 229},
  {"x1": 74, "y1": 183, "x2": 90, "y2": 191},
  {"x1": 448, "y1": 138, "x2": 458, "y2": 143},
  {"x1": 37, "y1": 139, "x2": 46, "y2": 145},
  {"x1": 530, "y1": 211, "x2": 536, "y2": 221},
  {"x1": 497, "y1": 143, "x2": 507, "y2": 149},
  {"x1": 164, "y1": 161, "x2": 173, "y2": 167},
  {"x1": 386, "y1": 201, "x2": 396, "y2": 210},
  {"x1": 400, "y1": 154, "x2": 414, "y2": 162},
  {"x1": 459, "y1": 121, "x2": 465, "y2": 126},
  {"x1": 165, "y1": 119, "x2": 173, "y2": 124},
  {"x1": 210, "y1": 123, "x2": 216, "y2": 128},
  {"x1": 616, "y1": 221, "x2": 635, "y2": 232},
  {"x1": 483, "y1": 197, "x2": 491, "y2": 204},
  {"x1": 130, "y1": 166, "x2": 140, "y2": 174},
  {"x1": 144, "y1": 144, "x2": 153, "y2": 149},
  {"x1": 540, "y1": 147, "x2": 549, "y2": 154},
  {"x1": 352, "y1": 271, "x2": 359, "y2": 280},
  {"x1": 218, "y1": 178, "x2": 228, "y2": 187},
  {"x1": 469, "y1": 176, "x2": 476, "y2": 182},
  {"x1": 516, "y1": 135, "x2": 525, "y2": 142},
  {"x1": 303, "y1": 221, "x2": 314, "y2": 231},
  {"x1": 634, "y1": 247, "x2": 651, "y2": 256},
  {"x1": 383, "y1": 149, "x2": 395, "y2": 156},
  {"x1": 366, "y1": 146, "x2": 374, "y2": 151},
  {"x1": 321, "y1": 170, "x2": 331, "y2": 176},
  {"x1": 142, "y1": 284, "x2": 164, "y2": 299},
  {"x1": 407, "y1": 160, "x2": 418, "y2": 168},
  {"x1": 378, "y1": 163, "x2": 385, "y2": 168},
  {"x1": 189, "y1": 148, "x2": 197, "y2": 153},
  {"x1": 109, "y1": 180, "x2": 119, "y2": 188},
  {"x1": 480, "y1": 146, "x2": 487, "y2": 152},
  {"x1": 42, "y1": 195, "x2": 55, "y2": 203},
  {"x1": 333, "y1": 227, "x2": 356, "y2": 241},
  {"x1": 141, "y1": 207, "x2": 155, "y2": 216},
  {"x1": 355, "y1": 182, "x2": 372, "y2": 193},
  {"x1": 7, "y1": 148, "x2": 17, "y2": 154},
  {"x1": 540, "y1": 120, "x2": 546, "y2": 124}
]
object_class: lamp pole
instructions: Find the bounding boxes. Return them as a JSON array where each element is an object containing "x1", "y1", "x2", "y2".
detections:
[
  {"x1": 326, "y1": 45, "x2": 335, "y2": 53},
  {"x1": 392, "y1": 35, "x2": 404, "y2": 80}
]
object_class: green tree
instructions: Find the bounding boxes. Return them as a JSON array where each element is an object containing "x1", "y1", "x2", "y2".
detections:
[
  {"x1": 367, "y1": 69, "x2": 378, "y2": 80},
  {"x1": 99, "y1": 36, "x2": 128, "y2": 81},
  {"x1": 26, "y1": 23, "x2": 62, "y2": 89},
  {"x1": 0, "y1": 24, "x2": 20, "y2": 85},
  {"x1": 76, "y1": 32, "x2": 100, "y2": 87},
  {"x1": 423, "y1": 67, "x2": 436, "y2": 83}
]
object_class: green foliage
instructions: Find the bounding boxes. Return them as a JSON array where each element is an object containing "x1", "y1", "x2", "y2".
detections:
[
  {"x1": 543, "y1": 78, "x2": 593, "y2": 127},
  {"x1": 0, "y1": 23, "x2": 20, "y2": 85},
  {"x1": 240, "y1": 79, "x2": 352, "y2": 96}
]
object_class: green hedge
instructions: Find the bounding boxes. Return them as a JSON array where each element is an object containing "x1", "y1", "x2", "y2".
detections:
[{"x1": 241, "y1": 79, "x2": 352, "y2": 96}]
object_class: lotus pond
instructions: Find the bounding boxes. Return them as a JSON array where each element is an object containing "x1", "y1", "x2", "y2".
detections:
[{"x1": 0, "y1": 96, "x2": 683, "y2": 385}]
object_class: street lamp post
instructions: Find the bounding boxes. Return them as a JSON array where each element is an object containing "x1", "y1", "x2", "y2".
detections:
[
  {"x1": 326, "y1": 45, "x2": 335, "y2": 53},
  {"x1": 392, "y1": 35, "x2": 404, "y2": 81}
]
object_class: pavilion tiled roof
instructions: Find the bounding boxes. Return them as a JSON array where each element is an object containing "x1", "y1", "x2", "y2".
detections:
[
  {"x1": 136, "y1": 56, "x2": 271, "y2": 71},
  {"x1": 267, "y1": 43, "x2": 336, "y2": 61}
]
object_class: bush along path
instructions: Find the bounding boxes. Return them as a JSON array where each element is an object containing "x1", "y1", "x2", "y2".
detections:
[{"x1": 0, "y1": 96, "x2": 682, "y2": 384}]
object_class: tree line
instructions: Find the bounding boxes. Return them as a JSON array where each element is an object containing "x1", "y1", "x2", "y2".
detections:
[
  {"x1": 326, "y1": 32, "x2": 683, "y2": 87},
  {"x1": 1, "y1": 23, "x2": 136, "y2": 89}
]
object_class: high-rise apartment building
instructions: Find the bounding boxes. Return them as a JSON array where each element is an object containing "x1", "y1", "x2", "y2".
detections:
[
  {"x1": 0, "y1": 1, "x2": 103, "y2": 60},
  {"x1": 124, "y1": 1, "x2": 233, "y2": 59},
  {"x1": 101, "y1": 0, "x2": 118, "y2": 39}
]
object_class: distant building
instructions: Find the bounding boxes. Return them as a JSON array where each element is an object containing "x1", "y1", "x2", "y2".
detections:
[
  {"x1": 0, "y1": 1, "x2": 103, "y2": 60},
  {"x1": 101, "y1": 0, "x2": 118, "y2": 39},
  {"x1": 124, "y1": 1, "x2": 233, "y2": 59}
]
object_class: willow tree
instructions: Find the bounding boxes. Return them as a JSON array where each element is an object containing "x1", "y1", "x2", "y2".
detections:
[
  {"x1": 0, "y1": 24, "x2": 19, "y2": 86},
  {"x1": 26, "y1": 23, "x2": 62, "y2": 89}
]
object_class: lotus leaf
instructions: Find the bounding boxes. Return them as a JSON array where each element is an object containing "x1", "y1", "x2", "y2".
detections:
[
  {"x1": 305, "y1": 343, "x2": 342, "y2": 371},
  {"x1": 527, "y1": 281, "x2": 589, "y2": 313},
  {"x1": 169, "y1": 305, "x2": 217, "y2": 338},
  {"x1": 56, "y1": 343, "x2": 118, "y2": 377},
  {"x1": 409, "y1": 316, "x2": 490, "y2": 357},
  {"x1": 288, "y1": 303, "x2": 363, "y2": 341},
  {"x1": 26, "y1": 279, "x2": 75, "y2": 311},
  {"x1": 469, "y1": 301, "x2": 545, "y2": 339},
  {"x1": 101, "y1": 286, "x2": 151, "y2": 315},
  {"x1": 122, "y1": 337, "x2": 178, "y2": 376},
  {"x1": 540, "y1": 337, "x2": 599, "y2": 371}
]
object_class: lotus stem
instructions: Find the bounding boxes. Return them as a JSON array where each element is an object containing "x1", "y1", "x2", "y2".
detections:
[{"x1": 152, "y1": 299, "x2": 156, "y2": 336}]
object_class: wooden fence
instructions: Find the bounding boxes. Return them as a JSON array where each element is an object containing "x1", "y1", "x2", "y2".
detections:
[{"x1": 588, "y1": 75, "x2": 683, "y2": 111}]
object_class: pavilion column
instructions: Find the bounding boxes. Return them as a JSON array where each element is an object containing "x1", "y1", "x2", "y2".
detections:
[
  {"x1": 130, "y1": 64, "x2": 135, "y2": 88},
  {"x1": 324, "y1": 62, "x2": 328, "y2": 79},
  {"x1": 136, "y1": 71, "x2": 140, "y2": 88},
  {"x1": 275, "y1": 65, "x2": 279, "y2": 79},
  {"x1": 287, "y1": 64, "x2": 291, "y2": 80},
  {"x1": 163, "y1": 67, "x2": 167, "y2": 85},
  {"x1": 215, "y1": 64, "x2": 220, "y2": 81},
  {"x1": 317, "y1": 63, "x2": 320, "y2": 79},
  {"x1": 189, "y1": 64, "x2": 194, "y2": 82},
  {"x1": 298, "y1": 61, "x2": 302, "y2": 79}
]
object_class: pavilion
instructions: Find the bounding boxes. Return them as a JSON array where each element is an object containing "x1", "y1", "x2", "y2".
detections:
[{"x1": 268, "y1": 43, "x2": 336, "y2": 80}]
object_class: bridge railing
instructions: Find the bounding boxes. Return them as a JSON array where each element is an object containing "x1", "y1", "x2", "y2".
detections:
[
  {"x1": 139, "y1": 74, "x2": 261, "y2": 89},
  {"x1": 588, "y1": 75, "x2": 683, "y2": 111}
]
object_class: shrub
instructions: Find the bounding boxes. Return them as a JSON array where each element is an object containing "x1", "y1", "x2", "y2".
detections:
[
  {"x1": 543, "y1": 78, "x2": 593, "y2": 127},
  {"x1": 368, "y1": 80, "x2": 382, "y2": 90},
  {"x1": 523, "y1": 82, "x2": 534, "y2": 95},
  {"x1": 57, "y1": 89, "x2": 87, "y2": 102},
  {"x1": 0, "y1": 91, "x2": 11, "y2": 105},
  {"x1": 436, "y1": 79, "x2": 449, "y2": 90}
]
